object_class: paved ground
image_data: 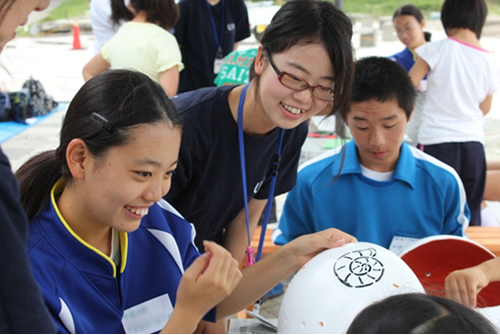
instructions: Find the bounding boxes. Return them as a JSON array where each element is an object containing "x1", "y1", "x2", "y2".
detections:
[{"x1": 2, "y1": 13, "x2": 500, "y2": 324}]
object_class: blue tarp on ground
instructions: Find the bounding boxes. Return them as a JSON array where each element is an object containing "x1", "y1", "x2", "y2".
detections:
[{"x1": 0, "y1": 103, "x2": 66, "y2": 144}]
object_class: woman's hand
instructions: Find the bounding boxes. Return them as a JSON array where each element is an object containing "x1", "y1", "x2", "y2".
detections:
[
  {"x1": 445, "y1": 265, "x2": 490, "y2": 308},
  {"x1": 214, "y1": 228, "x2": 356, "y2": 319},
  {"x1": 288, "y1": 228, "x2": 357, "y2": 268},
  {"x1": 162, "y1": 241, "x2": 242, "y2": 333}
]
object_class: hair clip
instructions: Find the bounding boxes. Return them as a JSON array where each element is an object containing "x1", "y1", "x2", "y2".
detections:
[{"x1": 92, "y1": 112, "x2": 117, "y2": 135}]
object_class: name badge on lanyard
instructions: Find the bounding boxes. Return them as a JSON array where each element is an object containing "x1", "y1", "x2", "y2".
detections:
[
  {"x1": 238, "y1": 84, "x2": 285, "y2": 266},
  {"x1": 207, "y1": 0, "x2": 225, "y2": 74},
  {"x1": 214, "y1": 47, "x2": 224, "y2": 74}
]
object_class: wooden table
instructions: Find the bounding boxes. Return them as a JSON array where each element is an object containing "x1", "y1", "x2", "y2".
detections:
[
  {"x1": 465, "y1": 226, "x2": 500, "y2": 256},
  {"x1": 249, "y1": 226, "x2": 279, "y2": 256}
]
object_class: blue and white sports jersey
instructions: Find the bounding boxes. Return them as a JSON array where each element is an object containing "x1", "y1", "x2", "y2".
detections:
[
  {"x1": 27, "y1": 179, "x2": 215, "y2": 334},
  {"x1": 273, "y1": 141, "x2": 469, "y2": 251},
  {"x1": 388, "y1": 47, "x2": 417, "y2": 72}
]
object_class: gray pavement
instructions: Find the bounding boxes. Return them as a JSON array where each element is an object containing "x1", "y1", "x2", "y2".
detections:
[{"x1": 2, "y1": 13, "x2": 500, "y2": 323}]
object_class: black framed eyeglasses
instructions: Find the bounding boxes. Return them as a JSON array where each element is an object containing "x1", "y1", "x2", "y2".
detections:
[{"x1": 264, "y1": 47, "x2": 335, "y2": 101}]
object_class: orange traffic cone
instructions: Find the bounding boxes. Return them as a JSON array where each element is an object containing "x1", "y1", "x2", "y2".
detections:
[{"x1": 72, "y1": 21, "x2": 81, "y2": 50}]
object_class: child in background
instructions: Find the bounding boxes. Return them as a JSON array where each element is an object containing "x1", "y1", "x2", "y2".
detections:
[
  {"x1": 409, "y1": 0, "x2": 498, "y2": 226},
  {"x1": 389, "y1": 4, "x2": 430, "y2": 145},
  {"x1": 174, "y1": 0, "x2": 250, "y2": 93},
  {"x1": 389, "y1": 4, "x2": 430, "y2": 72},
  {"x1": 17, "y1": 69, "x2": 355, "y2": 333},
  {"x1": 83, "y1": 0, "x2": 182, "y2": 97},
  {"x1": 90, "y1": 0, "x2": 133, "y2": 55}
]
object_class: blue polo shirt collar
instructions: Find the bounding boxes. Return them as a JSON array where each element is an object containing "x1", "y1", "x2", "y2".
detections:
[{"x1": 330, "y1": 140, "x2": 416, "y2": 188}]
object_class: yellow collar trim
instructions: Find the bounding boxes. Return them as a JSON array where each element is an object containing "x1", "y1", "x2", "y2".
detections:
[
  {"x1": 409, "y1": 48, "x2": 417, "y2": 61},
  {"x1": 50, "y1": 178, "x2": 128, "y2": 277}
]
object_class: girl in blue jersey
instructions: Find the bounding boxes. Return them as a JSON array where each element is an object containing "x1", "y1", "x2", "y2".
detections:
[
  {"x1": 389, "y1": 4, "x2": 430, "y2": 145},
  {"x1": 16, "y1": 69, "x2": 355, "y2": 333},
  {"x1": 390, "y1": 5, "x2": 430, "y2": 73}
]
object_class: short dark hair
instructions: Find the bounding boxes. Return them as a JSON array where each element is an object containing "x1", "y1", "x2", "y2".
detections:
[
  {"x1": 343, "y1": 56, "x2": 415, "y2": 121},
  {"x1": 347, "y1": 293, "x2": 497, "y2": 334},
  {"x1": 258, "y1": 0, "x2": 354, "y2": 118},
  {"x1": 441, "y1": 0, "x2": 487, "y2": 39}
]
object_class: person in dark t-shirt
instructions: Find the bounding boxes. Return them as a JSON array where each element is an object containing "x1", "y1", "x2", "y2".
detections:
[{"x1": 174, "y1": 0, "x2": 250, "y2": 93}]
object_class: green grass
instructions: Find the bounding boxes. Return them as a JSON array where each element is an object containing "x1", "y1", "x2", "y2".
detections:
[
  {"x1": 42, "y1": 0, "x2": 90, "y2": 21},
  {"x1": 344, "y1": 0, "x2": 500, "y2": 16},
  {"x1": 269, "y1": 0, "x2": 500, "y2": 17},
  {"x1": 343, "y1": 0, "x2": 439, "y2": 17},
  {"x1": 26, "y1": 0, "x2": 500, "y2": 25}
]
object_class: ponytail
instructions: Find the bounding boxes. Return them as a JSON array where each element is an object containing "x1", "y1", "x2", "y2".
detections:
[
  {"x1": 424, "y1": 31, "x2": 432, "y2": 42},
  {"x1": 16, "y1": 150, "x2": 65, "y2": 222}
]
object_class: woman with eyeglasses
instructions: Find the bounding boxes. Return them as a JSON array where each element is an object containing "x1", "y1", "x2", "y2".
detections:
[
  {"x1": 389, "y1": 5, "x2": 430, "y2": 146},
  {"x1": 165, "y1": 0, "x2": 353, "y2": 262},
  {"x1": 165, "y1": 1, "x2": 354, "y2": 330},
  {"x1": 169, "y1": 3, "x2": 354, "y2": 327}
]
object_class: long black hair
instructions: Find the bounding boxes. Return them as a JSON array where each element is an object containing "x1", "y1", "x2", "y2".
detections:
[{"x1": 16, "y1": 70, "x2": 181, "y2": 222}]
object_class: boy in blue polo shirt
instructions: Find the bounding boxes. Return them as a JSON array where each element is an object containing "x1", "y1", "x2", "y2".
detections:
[{"x1": 274, "y1": 56, "x2": 469, "y2": 254}]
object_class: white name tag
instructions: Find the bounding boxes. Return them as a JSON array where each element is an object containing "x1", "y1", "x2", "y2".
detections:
[
  {"x1": 389, "y1": 236, "x2": 419, "y2": 256},
  {"x1": 214, "y1": 58, "x2": 224, "y2": 74},
  {"x1": 122, "y1": 293, "x2": 173, "y2": 334}
]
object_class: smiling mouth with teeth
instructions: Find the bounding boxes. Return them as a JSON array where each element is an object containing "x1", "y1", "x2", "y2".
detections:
[
  {"x1": 281, "y1": 102, "x2": 305, "y2": 115},
  {"x1": 125, "y1": 206, "x2": 149, "y2": 216}
]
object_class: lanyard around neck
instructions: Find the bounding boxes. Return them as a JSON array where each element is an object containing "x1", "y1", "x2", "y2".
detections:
[
  {"x1": 205, "y1": 0, "x2": 225, "y2": 48},
  {"x1": 237, "y1": 84, "x2": 284, "y2": 266}
]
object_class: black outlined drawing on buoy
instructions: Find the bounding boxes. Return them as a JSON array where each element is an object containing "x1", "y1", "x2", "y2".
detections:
[{"x1": 334, "y1": 248, "x2": 384, "y2": 288}]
